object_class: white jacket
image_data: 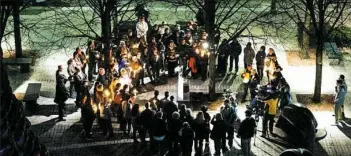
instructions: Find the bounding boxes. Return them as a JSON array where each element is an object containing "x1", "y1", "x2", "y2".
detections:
[{"x1": 136, "y1": 21, "x2": 148, "y2": 38}]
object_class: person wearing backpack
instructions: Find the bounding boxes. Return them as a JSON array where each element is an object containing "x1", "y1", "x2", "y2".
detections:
[
  {"x1": 237, "y1": 110, "x2": 256, "y2": 156},
  {"x1": 220, "y1": 99, "x2": 237, "y2": 151}
]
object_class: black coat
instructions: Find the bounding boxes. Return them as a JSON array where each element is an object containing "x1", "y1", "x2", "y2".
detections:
[
  {"x1": 140, "y1": 109, "x2": 154, "y2": 130},
  {"x1": 150, "y1": 55, "x2": 162, "y2": 69},
  {"x1": 163, "y1": 102, "x2": 178, "y2": 120},
  {"x1": 238, "y1": 117, "x2": 256, "y2": 139},
  {"x1": 255, "y1": 50, "x2": 266, "y2": 67},
  {"x1": 193, "y1": 121, "x2": 207, "y2": 139},
  {"x1": 54, "y1": 71, "x2": 69, "y2": 103},
  {"x1": 210, "y1": 120, "x2": 226, "y2": 139},
  {"x1": 168, "y1": 118, "x2": 183, "y2": 139},
  {"x1": 151, "y1": 118, "x2": 167, "y2": 137}
]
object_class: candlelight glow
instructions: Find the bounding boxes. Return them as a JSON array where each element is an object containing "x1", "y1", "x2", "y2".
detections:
[
  {"x1": 202, "y1": 42, "x2": 209, "y2": 49},
  {"x1": 104, "y1": 89, "x2": 110, "y2": 97}
]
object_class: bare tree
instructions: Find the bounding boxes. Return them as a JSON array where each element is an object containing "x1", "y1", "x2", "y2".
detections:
[
  {"x1": 162, "y1": 0, "x2": 271, "y2": 98},
  {"x1": 277, "y1": 0, "x2": 351, "y2": 102}
]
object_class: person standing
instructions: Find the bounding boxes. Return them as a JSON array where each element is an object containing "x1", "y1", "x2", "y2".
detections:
[
  {"x1": 67, "y1": 59, "x2": 76, "y2": 97},
  {"x1": 139, "y1": 103, "x2": 155, "y2": 143},
  {"x1": 210, "y1": 113, "x2": 226, "y2": 156},
  {"x1": 74, "y1": 67, "x2": 87, "y2": 107},
  {"x1": 201, "y1": 106, "x2": 211, "y2": 143},
  {"x1": 150, "y1": 49, "x2": 162, "y2": 84},
  {"x1": 136, "y1": 16, "x2": 148, "y2": 44},
  {"x1": 220, "y1": 100, "x2": 237, "y2": 150},
  {"x1": 334, "y1": 80, "x2": 347, "y2": 125},
  {"x1": 149, "y1": 90, "x2": 161, "y2": 111},
  {"x1": 54, "y1": 65, "x2": 69, "y2": 121},
  {"x1": 81, "y1": 82, "x2": 96, "y2": 138},
  {"x1": 167, "y1": 112, "x2": 183, "y2": 154},
  {"x1": 163, "y1": 96, "x2": 178, "y2": 122},
  {"x1": 131, "y1": 104, "x2": 141, "y2": 143},
  {"x1": 151, "y1": 112, "x2": 167, "y2": 155},
  {"x1": 179, "y1": 122, "x2": 194, "y2": 156},
  {"x1": 193, "y1": 112, "x2": 207, "y2": 155},
  {"x1": 243, "y1": 42, "x2": 255, "y2": 70},
  {"x1": 338, "y1": 74, "x2": 347, "y2": 119},
  {"x1": 277, "y1": 78, "x2": 291, "y2": 110},
  {"x1": 255, "y1": 46, "x2": 266, "y2": 81},
  {"x1": 160, "y1": 91, "x2": 170, "y2": 112},
  {"x1": 227, "y1": 39, "x2": 242, "y2": 74},
  {"x1": 241, "y1": 65, "x2": 253, "y2": 103},
  {"x1": 237, "y1": 110, "x2": 256, "y2": 156},
  {"x1": 77, "y1": 47, "x2": 87, "y2": 74},
  {"x1": 262, "y1": 93, "x2": 279, "y2": 137},
  {"x1": 87, "y1": 40, "x2": 98, "y2": 81}
]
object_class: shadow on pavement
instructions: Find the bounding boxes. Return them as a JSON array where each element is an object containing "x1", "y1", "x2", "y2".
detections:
[
  {"x1": 30, "y1": 118, "x2": 58, "y2": 137},
  {"x1": 338, "y1": 118, "x2": 351, "y2": 139},
  {"x1": 25, "y1": 104, "x2": 77, "y2": 117}
]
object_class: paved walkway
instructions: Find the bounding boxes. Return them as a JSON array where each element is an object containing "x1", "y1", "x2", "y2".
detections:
[{"x1": 7, "y1": 38, "x2": 351, "y2": 156}]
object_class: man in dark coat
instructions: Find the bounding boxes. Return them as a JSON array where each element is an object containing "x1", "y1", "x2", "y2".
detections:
[
  {"x1": 255, "y1": 46, "x2": 266, "y2": 81},
  {"x1": 54, "y1": 65, "x2": 69, "y2": 121},
  {"x1": 163, "y1": 96, "x2": 178, "y2": 121},
  {"x1": 226, "y1": 39, "x2": 242, "y2": 74},
  {"x1": 237, "y1": 110, "x2": 256, "y2": 156},
  {"x1": 87, "y1": 40, "x2": 99, "y2": 81},
  {"x1": 139, "y1": 103, "x2": 155, "y2": 143},
  {"x1": 150, "y1": 49, "x2": 162, "y2": 83}
]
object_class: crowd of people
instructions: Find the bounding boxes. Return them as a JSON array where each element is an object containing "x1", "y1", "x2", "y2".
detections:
[{"x1": 51, "y1": 12, "x2": 302, "y2": 156}]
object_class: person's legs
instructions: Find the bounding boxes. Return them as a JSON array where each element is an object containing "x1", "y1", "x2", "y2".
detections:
[
  {"x1": 241, "y1": 138, "x2": 251, "y2": 156},
  {"x1": 341, "y1": 105, "x2": 345, "y2": 118},
  {"x1": 227, "y1": 127, "x2": 234, "y2": 148},
  {"x1": 127, "y1": 118, "x2": 132, "y2": 135},
  {"x1": 214, "y1": 138, "x2": 221, "y2": 155},
  {"x1": 244, "y1": 62, "x2": 248, "y2": 70},
  {"x1": 335, "y1": 105, "x2": 342, "y2": 122},
  {"x1": 228, "y1": 55, "x2": 234, "y2": 72},
  {"x1": 58, "y1": 102, "x2": 65, "y2": 120},
  {"x1": 268, "y1": 114, "x2": 275, "y2": 134},
  {"x1": 234, "y1": 55, "x2": 239, "y2": 72},
  {"x1": 262, "y1": 115, "x2": 268, "y2": 137},
  {"x1": 242, "y1": 83, "x2": 249, "y2": 102}
]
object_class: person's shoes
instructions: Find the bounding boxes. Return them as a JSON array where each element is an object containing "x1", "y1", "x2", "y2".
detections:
[{"x1": 332, "y1": 114, "x2": 335, "y2": 116}]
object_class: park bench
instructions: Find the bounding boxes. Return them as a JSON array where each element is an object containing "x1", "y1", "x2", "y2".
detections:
[
  {"x1": 23, "y1": 83, "x2": 41, "y2": 113},
  {"x1": 2, "y1": 58, "x2": 32, "y2": 73},
  {"x1": 324, "y1": 42, "x2": 342, "y2": 65}
]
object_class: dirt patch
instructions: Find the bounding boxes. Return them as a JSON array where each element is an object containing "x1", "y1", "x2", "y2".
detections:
[
  {"x1": 208, "y1": 99, "x2": 224, "y2": 111},
  {"x1": 296, "y1": 94, "x2": 334, "y2": 111},
  {"x1": 287, "y1": 49, "x2": 316, "y2": 66}
]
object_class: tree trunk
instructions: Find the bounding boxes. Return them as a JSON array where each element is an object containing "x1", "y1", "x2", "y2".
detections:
[
  {"x1": 101, "y1": 11, "x2": 111, "y2": 71},
  {"x1": 313, "y1": 31, "x2": 323, "y2": 102},
  {"x1": 13, "y1": 4, "x2": 22, "y2": 58},
  {"x1": 271, "y1": 0, "x2": 277, "y2": 14},
  {"x1": 204, "y1": 0, "x2": 217, "y2": 100}
]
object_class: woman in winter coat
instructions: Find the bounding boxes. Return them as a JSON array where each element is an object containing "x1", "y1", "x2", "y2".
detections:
[
  {"x1": 180, "y1": 122, "x2": 194, "y2": 156},
  {"x1": 210, "y1": 113, "x2": 226, "y2": 156},
  {"x1": 193, "y1": 112, "x2": 207, "y2": 154}
]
